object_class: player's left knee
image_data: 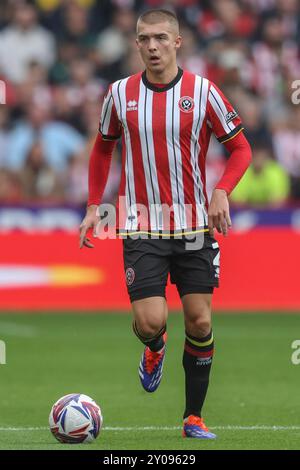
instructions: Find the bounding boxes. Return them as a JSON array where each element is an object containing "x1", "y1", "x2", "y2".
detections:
[
  {"x1": 185, "y1": 305, "x2": 212, "y2": 337},
  {"x1": 189, "y1": 317, "x2": 211, "y2": 337}
]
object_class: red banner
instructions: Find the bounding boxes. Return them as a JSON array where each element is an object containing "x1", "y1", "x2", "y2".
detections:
[{"x1": 0, "y1": 229, "x2": 299, "y2": 311}]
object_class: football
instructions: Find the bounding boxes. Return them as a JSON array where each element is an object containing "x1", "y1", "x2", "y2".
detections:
[{"x1": 49, "y1": 393, "x2": 103, "y2": 444}]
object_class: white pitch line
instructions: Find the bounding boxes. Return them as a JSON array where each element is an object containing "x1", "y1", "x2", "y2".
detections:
[
  {"x1": 0, "y1": 427, "x2": 48, "y2": 431},
  {"x1": 103, "y1": 426, "x2": 300, "y2": 431},
  {"x1": 1, "y1": 426, "x2": 300, "y2": 432}
]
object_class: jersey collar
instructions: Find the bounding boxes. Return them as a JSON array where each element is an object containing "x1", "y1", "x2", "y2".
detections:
[{"x1": 142, "y1": 67, "x2": 183, "y2": 92}]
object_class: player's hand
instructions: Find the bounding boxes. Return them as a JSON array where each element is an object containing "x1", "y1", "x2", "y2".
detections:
[
  {"x1": 79, "y1": 204, "x2": 100, "y2": 249},
  {"x1": 208, "y1": 189, "x2": 232, "y2": 237}
]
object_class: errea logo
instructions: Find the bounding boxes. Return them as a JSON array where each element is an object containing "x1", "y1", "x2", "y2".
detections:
[{"x1": 127, "y1": 100, "x2": 138, "y2": 111}]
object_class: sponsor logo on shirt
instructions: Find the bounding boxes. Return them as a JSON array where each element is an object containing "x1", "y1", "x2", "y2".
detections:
[
  {"x1": 127, "y1": 100, "x2": 138, "y2": 111},
  {"x1": 225, "y1": 110, "x2": 238, "y2": 123}
]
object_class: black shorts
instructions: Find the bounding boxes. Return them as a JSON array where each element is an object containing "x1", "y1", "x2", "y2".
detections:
[{"x1": 123, "y1": 233, "x2": 220, "y2": 302}]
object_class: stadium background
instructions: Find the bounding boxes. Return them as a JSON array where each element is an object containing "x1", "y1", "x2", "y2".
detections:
[{"x1": 0, "y1": 0, "x2": 300, "y2": 451}]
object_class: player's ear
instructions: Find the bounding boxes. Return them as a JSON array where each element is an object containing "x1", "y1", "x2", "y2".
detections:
[{"x1": 174, "y1": 36, "x2": 182, "y2": 50}]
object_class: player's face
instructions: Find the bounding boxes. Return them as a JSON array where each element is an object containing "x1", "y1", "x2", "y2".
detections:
[{"x1": 136, "y1": 21, "x2": 181, "y2": 74}]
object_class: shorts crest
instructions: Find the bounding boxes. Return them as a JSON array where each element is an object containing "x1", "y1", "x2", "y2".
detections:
[{"x1": 125, "y1": 267, "x2": 135, "y2": 286}]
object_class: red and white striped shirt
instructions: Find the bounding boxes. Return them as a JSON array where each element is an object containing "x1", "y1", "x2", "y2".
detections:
[{"x1": 99, "y1": 67, "x2": 243, "y2": 234}]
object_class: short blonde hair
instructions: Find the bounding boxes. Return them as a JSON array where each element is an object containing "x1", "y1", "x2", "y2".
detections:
[{"x1": 137, "y1": 9, "x2": 179, "y2": 34}]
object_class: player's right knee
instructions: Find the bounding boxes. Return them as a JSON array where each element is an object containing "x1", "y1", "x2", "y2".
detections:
[{"x1": 134, "y1": 318, "x2": 165, "y2": 339}]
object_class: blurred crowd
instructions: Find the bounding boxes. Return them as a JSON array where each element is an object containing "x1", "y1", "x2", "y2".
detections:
[{"x1": 0, "y1": 0, "x2": 299, "y2": 208}]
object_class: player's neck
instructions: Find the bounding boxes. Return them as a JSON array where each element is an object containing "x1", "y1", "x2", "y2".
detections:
[{"x1": 145, "y1": 64, "x2": 179, "y2": 85}]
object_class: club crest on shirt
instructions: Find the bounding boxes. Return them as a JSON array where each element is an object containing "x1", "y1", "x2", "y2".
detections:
[
  {"x1": 179, "y1": 96, "x2": 194, "y2": 113},
  {"x1": 125, "y1": 267, "x2": 135, "y2": 286}
]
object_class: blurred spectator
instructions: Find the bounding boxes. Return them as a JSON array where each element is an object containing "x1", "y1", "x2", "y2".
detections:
[
  {"x1": 177, "y1": 26, "x2": 207, "y2": 77},
  {"x1": 20, "y1": 61, "x2": 53, "y2": 110},
  {"x1": 21, "y1": 140, "x2": 64, "y2": 202},
  {"x1": 231, "y1": 144, "x2": 290, "y2": 207},
  {"x1": 95, "y1": 7, "x2": 136, "y2": 80},
  {"x1": 0, "y1": 1, "x2": 12, "y2": 28},
  {"x1": 238, "y1": 93, "x2": 273, "y2": 148},
  {"x1": 120, "y1": 30, "x2": 144, "y2": 76},
  {"x1": 6, "y1": 103, "x2": 85, "y2": 171},
  {"x1": 51, "y1": 58, "x2": 105, "y2": 133},
  {"x1": 0, "y1": 107, "x2": 11, "y2": 167},
  {"x1": 252, "y1": 12, "x2": 300, "y2": 97},
  {"x1": 121, "y1": 43, "x2": 144, "y2": 76},
  {"x1": 65, "y1": 146, "x2": 89, "y2": 205},
  {"x1": 213, "y1": 0, "x2": 257, "y2": 38},
  {"x1": 49, "y1": 40, "x2": 80, "y2": 84},
  {"x1": 80, "y1": 99, "x2": 105, "y2": 137},
  {"x1": 0, "y1": 73, "x2": 17, "y2": 106},
  {"x1": 0, "y1": 169, "x2": 22, "y2": 203},
  {"x1": 0, "y1": 1, "x2": 55, "y2": 83},
  {"x1": 36, "y1": 0, "x2": 96, "y2": 11},
  {"x1": 64, "y1": 57, "x2": 104, "y2": 110},
  {"x1": 197, "y1": 0, "x2": 257, "y2": 42},
  {"x1": 272, "y1": 106, "x2": 300, "y2": 200},
  {"x1": 265, "y1": 0, "x2": 300, "y2": 43},
  {"x1": 216, "y1": 43, "x2": 255, "y2": 93},
  {"x1": 58, "y1": 1, "x2": 96, "y2": 49},
  {"x1": 244, "y1": 1, "x2": 276, "y2": 12},
  {"x1": 65, "y1": 138, "x2": 121, "y2": 205}
]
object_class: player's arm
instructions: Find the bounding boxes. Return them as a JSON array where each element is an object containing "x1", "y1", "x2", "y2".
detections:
[
  {"x1": 206, "y1": 82, "x2": 252, "y2": 236},
  {"x1": 208, "y1": 131, "x2": 252, "y2": 236},
  {"x1": 79, "y1": 133, "x2": 117, "y2": 248},
  {"x1": 80, "y1": 85, "x2": 121, "y2": 248}
]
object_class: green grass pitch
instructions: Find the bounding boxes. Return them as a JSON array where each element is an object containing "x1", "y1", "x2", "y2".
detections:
[{"x1": 0, "y1": 312, "x2": 299, "y2": 450}]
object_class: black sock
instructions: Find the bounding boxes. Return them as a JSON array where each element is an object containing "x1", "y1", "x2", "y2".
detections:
[
  {"x1": 132, "y1": 322, "x2": 166, "y2": 352},
  {"x1": 182, "y1": 330, "x2": 214, "y2": 419}
]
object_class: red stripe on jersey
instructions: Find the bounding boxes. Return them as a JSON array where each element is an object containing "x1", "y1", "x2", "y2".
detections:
[
  {"x1": 206, "y1": 98, "x2": 224, "y2": 140},
  {"x1": 179, "y1": 71, "x2": 197, "y2": 228},
  {"x1": 152, "y1": 91, "x2": 173, "y2": 229},
  {"x1": 117, "y1": 132, "x2": 127, "y2": 226},
  {"x1": 124, "y1": 74, "x2": 149, "y2": 228},
  {"x1": 199, "y1": 119, "x2": 211, "y2": 211},
  {"x1": 107, "y1": 85, "x2": 121, "y2": 138}
]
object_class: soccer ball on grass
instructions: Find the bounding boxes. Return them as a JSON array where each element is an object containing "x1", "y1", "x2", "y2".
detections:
[{"x1": 49, "y1": 393, "x2": 103, "y2": 444}]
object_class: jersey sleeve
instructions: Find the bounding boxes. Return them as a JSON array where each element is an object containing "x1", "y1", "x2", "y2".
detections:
[
  {"x1": 99, "y1": 85, "x2": 121, "y2": 141},
  {"x1": 207, "y1": 82, "x2": 243, "y2": 144}
]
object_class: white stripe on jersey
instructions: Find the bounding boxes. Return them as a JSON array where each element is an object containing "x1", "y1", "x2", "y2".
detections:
[
  {"x1": 138, "y1": 82, "x2": 162, "y2": 230},
  {"x1": 209, "y1": 84, "x2": 235, "y2": 133},
  {"x1": 166, "y1": 79, "x2": 187, "y2": 229},
  {"x1": 100, "y1": 91, "x2": 113, "y2": 135},
  {"x1": 113, "y1": 78, "x2": 137, "y2": 230},
  {"x1": 173, "y1": 80, "x2": 187, "y2": 228},
  {"x1": 191, "y1": 76, "x2": 209, "y2": 227},
  {"x1": 166, "y1": 88, "x2": 181, "y2": 229}
]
